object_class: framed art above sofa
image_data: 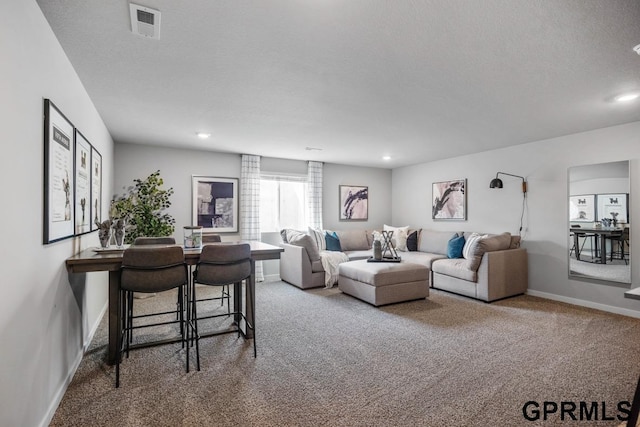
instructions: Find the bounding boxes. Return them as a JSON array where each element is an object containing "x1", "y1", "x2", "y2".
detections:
[
  {"x1": 339, "y1": 185, "x2": 368, "y2": 221},
  {"x1": 432, "y1": 179, "x2": 466, "y2": 220}
]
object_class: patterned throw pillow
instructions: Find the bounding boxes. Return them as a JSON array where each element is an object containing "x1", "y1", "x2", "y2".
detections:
[
  {"x1": 462, "y1": 233, "x2": 486, "y2": 260},
  {"x1": 383, "y1": 224, "x2": 410, "y2": 251}
]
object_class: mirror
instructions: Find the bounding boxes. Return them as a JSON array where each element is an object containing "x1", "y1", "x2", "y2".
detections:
[{"x1": 568, "y1": 160, "x2": 630, "y2": 284}]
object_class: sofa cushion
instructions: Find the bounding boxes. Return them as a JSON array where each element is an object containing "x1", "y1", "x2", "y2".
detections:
[
  {"x1": 344, "y1": 249, "x2": 373, "y2": 261},
  {"x1": 510, "y1": 235, "x2": 521, "y2": 248},
  {"x1": 396, "y1": 251, "x2": 447, "y2": 269},
  {"x1": 407, "y1": 230, "x2": 419, "y2": 251},
  {"x1": 432, "y1": 258, "x2": 477, "y2": 282},
  {"x1": 464, "y1": 232, "x2": 511, "y2": 271},
  {"x1": 325, "y1": 231, "x2": 342, "y2": 251},
  {"x1": 447, "y1": 234, "x2": 466, "y2": 258},
  {"x1": 384, "y1": 224, "x2": 410, "y2": 251},
  {"x1": 419, "y1": 229, "x2": 459, "y2": 255},
  {"x1": 335, "y1": 230, "x2": 370, "y2": 251},
  {"x1": 287, "y1": 231, "x2": 321, "y2": 262}
]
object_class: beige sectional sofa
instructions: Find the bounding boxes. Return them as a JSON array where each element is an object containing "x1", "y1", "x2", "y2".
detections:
[{"x1": 279, "y1": 228, "x2": 528, "y2": 302}]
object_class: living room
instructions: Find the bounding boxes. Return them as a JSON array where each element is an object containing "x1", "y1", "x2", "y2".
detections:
[{"x1": 2, "y1": 1, "x2": 640, "y2": 426}]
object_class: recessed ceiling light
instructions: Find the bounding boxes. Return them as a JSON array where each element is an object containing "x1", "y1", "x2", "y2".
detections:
[
  {"x1": 614, "y1": 93, "x2": 639, "y2": 102},
  {"x1": 382, "y1": 156, "x2": 391, "y2": 161},
  {"x1": 196, "y1": 132, "x2": 211, "y2": 139}
]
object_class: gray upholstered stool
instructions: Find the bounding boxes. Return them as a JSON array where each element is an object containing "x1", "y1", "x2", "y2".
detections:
[{"x1": 338, "y1": 260, "x2": 429, "y2": 306}]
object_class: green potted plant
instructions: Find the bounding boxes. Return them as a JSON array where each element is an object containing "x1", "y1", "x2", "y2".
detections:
[{"x1": 110, "y1": 170, "x2": 176, "y2": 244}]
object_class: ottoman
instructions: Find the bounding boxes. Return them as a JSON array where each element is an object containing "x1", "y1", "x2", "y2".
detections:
[{"x1": 338, "y1": 260, "x2": 429, "y2": 306}]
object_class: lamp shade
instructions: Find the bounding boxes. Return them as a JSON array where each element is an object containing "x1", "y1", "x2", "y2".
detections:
[{"x1": 489, "y1": 178, "x2": 503, "y2": 188}]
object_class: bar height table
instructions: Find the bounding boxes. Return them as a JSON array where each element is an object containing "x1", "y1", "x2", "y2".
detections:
[{"x1": 65, "y1": 241, "x2": 283, "y2": 365}]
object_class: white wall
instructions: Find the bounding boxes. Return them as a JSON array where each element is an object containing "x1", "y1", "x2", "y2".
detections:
[
  {"x1": 0, "y1": 1, "x2": 114, "y2": 426},
  {"x1": 392, "y1": 121, "x2": 640, "y2": 317},
  {"x1": 114, "y1": 144, "x2": 393, "y2": 278}
]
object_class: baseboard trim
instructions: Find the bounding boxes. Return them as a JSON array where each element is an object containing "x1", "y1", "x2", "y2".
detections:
[
  {"x1": 263, "y1": 274, "x2": 281, "y2": 283},
  {"x1": 40, "y1": 302, "x2": 108, "y2": 427},
  {"x1": 526, "y1": 290, "x2": 640, "y2": 319}
]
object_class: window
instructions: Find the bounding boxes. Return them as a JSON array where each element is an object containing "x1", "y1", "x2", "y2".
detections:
[{"x1": 260, "y1": 175, "x2": 307, "y2": 232}]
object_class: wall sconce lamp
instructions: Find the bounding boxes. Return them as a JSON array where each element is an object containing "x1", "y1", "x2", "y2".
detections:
[{"x1": 489, "y1": 172, "x2": 528, "y2": 193}]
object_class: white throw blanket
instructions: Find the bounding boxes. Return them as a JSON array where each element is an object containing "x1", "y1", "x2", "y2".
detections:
[{"x1": 320, "y1": 250, "x2": 349, "y2": 288}]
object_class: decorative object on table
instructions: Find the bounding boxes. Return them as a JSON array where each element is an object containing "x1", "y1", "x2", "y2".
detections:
[
  {"x1": 183, "y1": 225, "x2": 203, "y2": 249},
  {"x1": 373, "y1": 240, "x2": 382, "y2": 260},
  {"x1": 96, "y1": 219, "x2": 112, "y2": 248},
  {"x1": 43, "y1": 99, "x2": 75, "y2": 244},
  {"x1": 112, "y1": 218, "x2": 126, "y2": 248},
  {"x1": 433, "y1": 179, "x2": 466, "y2": 220},
  {"x1": 90, "y1": 146, "x2": 102, "y2": 232},
  {"x1": 597, "y1": 193, "x2": 628, "y2": 224},
  {"x1": 339, "y1": 185, "x2": 368, "y2": 221},
  {"x1": 74, "y1": 129, "x2": 92, "y2": 235},
  {"x1": 192, "y1": 176, "x2": 238, "y2": 233},
  {"x1": 110, "y1": 170, "x2": 175, "y2": 244},
  {"x1": 368, "y1": 230, "x2": 401, "y2": 262}
]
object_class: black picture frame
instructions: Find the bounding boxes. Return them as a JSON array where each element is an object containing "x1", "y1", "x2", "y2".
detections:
[
  {"x1": 74, "y1": 129, "x2": 92, "y2": 235},
  {"x1": 90, "y1": 147, "x2": 102, "y2": 231},
  {"x1": 339, "y1": 185, "x2": 368, "y2": 221},
  {"x1": 43, "y1": 99, "x2": 75, "y2": 244},
  {"x1": 192, "y1": 176, "x2": 239, "y2": 232}
]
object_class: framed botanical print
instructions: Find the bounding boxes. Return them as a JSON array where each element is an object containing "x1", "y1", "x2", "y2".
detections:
[
  {"x1": 432, "y1": 179, "x2": 466, "y2": 220},
  {"x1": 339, "y1": 185, "x2": 368, "y2": 221},
  {"x1": 597, "y1": 193, "x2": 628, "y2": 223},
  {"x1": 569, "y1": 194, "x2": 595, "y2": 222},
  {"x1": 192, "y1": 176, "x2": 238, "y2": 232},
  {"x1": 43, "y1": 99, "x2": 75, "y2": 243},
  {"x1": 74, "y1": 130, "x2": 92, "y2": 235},
  {"x1": 90, "y1": 147, "x2": 102, "y2": 231}
]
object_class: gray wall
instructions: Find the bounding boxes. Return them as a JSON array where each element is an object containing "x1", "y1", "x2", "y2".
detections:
[
  {"x1": 114, "y1": 144, "x2": 393, "y2": 278},
  {"x1": 1, "y1": 1, "x2": 114, "y2": 426},
  {"x1": 391, "y1": 121, "x2": 640, "y2": 317}
]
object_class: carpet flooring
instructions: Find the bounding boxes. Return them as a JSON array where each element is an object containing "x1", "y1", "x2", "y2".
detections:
[
  {"x1": 569, "y1": 258, "x2": 631, "y2": 284},
  {"x1": 50, "y1": 281, "x2": 640, "y2": 426}
]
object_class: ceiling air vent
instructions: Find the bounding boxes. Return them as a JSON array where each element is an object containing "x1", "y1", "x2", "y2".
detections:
[{"x1": 129, "y1": 3, "x2": 161, "y2": 39}]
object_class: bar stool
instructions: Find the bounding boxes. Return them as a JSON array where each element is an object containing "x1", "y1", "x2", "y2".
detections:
[
  {"x1": 196, "y1": 234, "x2": 231, "y2": 314},
  {"x1": 191, "y1": 243, "x2": 255, "y2": 370},
  {"x1": 116, "y1": 245, "x2": 194, "y2": 387}
]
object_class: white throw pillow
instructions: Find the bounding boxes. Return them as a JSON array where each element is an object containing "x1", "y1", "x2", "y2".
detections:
[
  {"x1": 462, "y1": 232, "x2": 487, "y2": 260},
  {"x1": 383, "y1": 224, "x2": 410, "y2": 251},
  {"x1": 308, "y1": 227, "x2": 326, "y2": 251}
]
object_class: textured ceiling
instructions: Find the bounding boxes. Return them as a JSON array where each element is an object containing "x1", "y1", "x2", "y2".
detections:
[{"x1": 36, "y1": 0, "x2": 640, "y2": 168}]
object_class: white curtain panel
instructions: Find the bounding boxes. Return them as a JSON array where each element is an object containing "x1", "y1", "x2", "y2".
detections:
[
  {"x1": 240, "y1": 154, "x2": 263, "y2": 281},
  {"x1": 307, "y1": 161, "x2": 323, "y2": 230}
]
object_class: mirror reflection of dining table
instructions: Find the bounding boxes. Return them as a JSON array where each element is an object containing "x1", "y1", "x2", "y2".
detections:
[
  {"x1": 65, "y1": 241, "x2": 283, "y2": 365},
  {"x1": 569, "y1": 226, "x2": 623, "y2": 264}
]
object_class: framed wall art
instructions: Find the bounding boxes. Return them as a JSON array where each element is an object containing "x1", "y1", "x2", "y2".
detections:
[
  {"x1": 339, "y1": 185, "x2": 368, "y2": 221},
  {"x1": 432, "y1": 179, "x2": 466, "y2": 220},
  {"x1": 90, "y1": 146, "x2": 102, "y2": 231},
  {"x1": 74, "y1": 129, "x2": 92, "y2": 235},
  {"x1": 569, "y1": 194, "x2": 595, "y2": 222},
  {"x1": 43, "y1": 99, "x2": 75, "y2": 244},
  {"x1": 192, "y1": 176, "x2": 238, "y2": 232},
  {"x1": 597, "y1": 193, "x2": 628, "y2": 223}
]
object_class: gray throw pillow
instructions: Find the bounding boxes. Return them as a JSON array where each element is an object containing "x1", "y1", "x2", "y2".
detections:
[{"x1": 287, "y1": 232, "x2": 321, "y2": 262}]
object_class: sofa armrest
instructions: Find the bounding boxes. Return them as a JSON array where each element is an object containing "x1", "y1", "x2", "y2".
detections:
[
  {"x1": 476, "y1": 248, "x2": 528, "y2": 302},
  {"x1": 279, "y1": 243, "x2": 316, "y2": 288}
]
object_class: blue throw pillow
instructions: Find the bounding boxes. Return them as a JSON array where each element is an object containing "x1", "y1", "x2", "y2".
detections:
[
  {"x1": 447, "y1": 235, "x2": 465, "y2": 259},
  {"x1": 325, "y1": 231, "x2": 342, "y2": 251}
]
